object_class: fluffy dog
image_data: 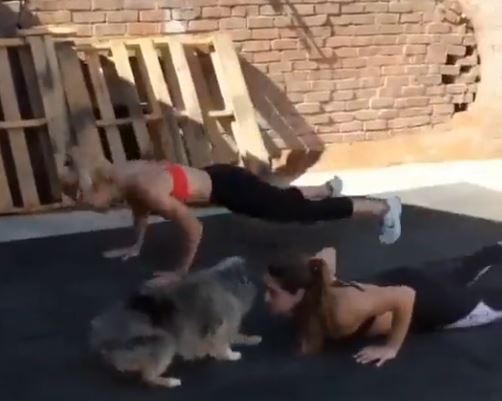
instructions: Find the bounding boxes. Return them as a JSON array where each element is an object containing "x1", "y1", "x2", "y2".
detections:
[{"x1": 90, "y1": 256, "x2": 260, "y2": 388}]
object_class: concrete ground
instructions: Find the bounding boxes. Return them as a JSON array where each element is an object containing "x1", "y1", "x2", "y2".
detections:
[{"x1": 2, "y1": 159, "x2": 502, "y2": 401}]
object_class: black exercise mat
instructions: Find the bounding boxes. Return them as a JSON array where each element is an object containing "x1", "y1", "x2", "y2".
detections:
[{"x1": 2, "y1": 188, "x2": 502, "y2": 401}]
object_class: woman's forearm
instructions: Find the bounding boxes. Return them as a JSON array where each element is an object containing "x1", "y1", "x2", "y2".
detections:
[{"x1": 386, "y1": 287, "x2": 415, "y2": 350}]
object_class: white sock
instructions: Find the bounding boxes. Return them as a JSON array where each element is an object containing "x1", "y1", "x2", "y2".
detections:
[
  {"x1": 379, "y1": 196, "x2": 402, "y2": 244},
  {"x1": 325, "y1": 176, "x2": 344, "y2": 197}
]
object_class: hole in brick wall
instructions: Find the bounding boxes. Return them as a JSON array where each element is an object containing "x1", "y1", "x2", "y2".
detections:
[
  {"x1": 446, "y1": 54, "x2": 457, "y2": 65},
  {"x1": 454, "y1": 103, "x2": 468, "y2": 112},
  {"x1": 465, "y1": 45, "x2": 475, "y2": 57},
  {"x1": 460, "y1": 65, "x2": 471, "y2": 73},
  {"x1": 441, "y1": 74, "x2": 455, "y2": 84}
]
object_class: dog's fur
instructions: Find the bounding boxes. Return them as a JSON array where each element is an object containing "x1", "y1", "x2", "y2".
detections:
[{"x1": 90, "y1": 256, "x2": 260, "y2": 388}]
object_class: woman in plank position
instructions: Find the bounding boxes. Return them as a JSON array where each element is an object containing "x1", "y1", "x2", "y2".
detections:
[
  {"x1": 61, "y1": 150, "x2": 402, "y2": 280},
  {"x1": 264, "y1": 244, "x2": 502, "y2": 366}
]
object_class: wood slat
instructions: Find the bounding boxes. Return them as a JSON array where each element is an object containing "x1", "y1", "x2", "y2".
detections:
[
  {"x1": 211, "y1": 33, "x2": 270, "y2": 169},
  {"x1": 85, "y1": 52, "x2": 126, "y2": 163},
  {"x1": 18, "y1": 46, "x2": 61, "y2": 202},
  {"x1": 136, "y1": 39, "x2": 185, "y2": 162},
  {"x1": 0, "y1": 48, "x2": 40, "y2": 207},
  {"x1": 167, "y1": 38, "x2": 211, "y2": 167},
  {"x1": 184, "y1": 49, "x2": 238, "y2": 164},
  {"x1": 57, "y1": 43, "x2": 105, "y2": 165},
  {"x1": 28, "y1": 35, "x2": 71, "y2": 173},
  {"x1": 0, "y1": 118, "x2": 46, "y2": 129},
  {"x1": 110, "y1": 41, "x2": 152, "y2": 158}
]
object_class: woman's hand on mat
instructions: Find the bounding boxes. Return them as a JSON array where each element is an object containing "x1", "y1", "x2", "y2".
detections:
[
  {"x1": 103, "y1": 246, "x2": 141, "y2": 261},
  {"x1": 353, "y1": 344, "x2": 398, "y2": 367}
]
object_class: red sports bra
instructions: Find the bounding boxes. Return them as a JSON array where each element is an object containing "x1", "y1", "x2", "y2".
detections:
[{"x1": 164, "y1": 163, "x2": 189, "y2": 202}]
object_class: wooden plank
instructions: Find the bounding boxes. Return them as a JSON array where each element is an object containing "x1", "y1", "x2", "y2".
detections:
[
  {"x1": 136, "y1": 39, "x2": 186, "y2": 163},
  {"x1": 96, "y1": 113, "x2": 161, "y2": 127},
  {"x1": 110, "y1": 41, "x2": 152, "y2": 158},
  {"x1": 184, "y1": 48, "x2": 238, "y2": 164},
  {"x1": 57, "y1": 43, "x2": 105, "y2": 164},
  {"x1": 85, "y1": 52, "x2": 126, "y2": 163},
  {"x1": 167, "y1": 38, "x2": 212, "y2": 167},
  {"x1": 0, "y1": 118, "x2": 46, "y2": 129},
  {"x1": 18, "y1": 46, "x2": 61, "y2": 202},
  {"x1": 28, "y1": 35, "x2": 71, "y2": 173},
  {"x1": 211, "y1": 33, "x2": 270, "y2": 169},
  {"x1": 0, "y1": 48, "x2": 40, "y2": 207}
]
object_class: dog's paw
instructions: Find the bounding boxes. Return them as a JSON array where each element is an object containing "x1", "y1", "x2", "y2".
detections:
[
  {"x1": 227, "y1": 351, "x2": 241, "y2": 361},
  {"x1": 245, "y1": 335, "x2": 262, "y2": 346}
]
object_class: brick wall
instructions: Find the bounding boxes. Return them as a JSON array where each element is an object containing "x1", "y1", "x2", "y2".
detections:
[{"x1": 23, "y1": 0, "x2": 480, "y2": 147}]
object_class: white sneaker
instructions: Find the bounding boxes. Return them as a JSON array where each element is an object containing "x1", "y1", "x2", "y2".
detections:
[
  {"x1": 325, "y1": 176, "x2": 344, "y2": 197},
  {"x1": 379, "y1": 196, "x2": 402, "y2": 244}
]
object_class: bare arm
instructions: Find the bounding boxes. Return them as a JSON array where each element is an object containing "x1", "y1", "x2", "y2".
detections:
[
  {"x1": 353, "y1": 284, "x2": 415, "y2": 366},
  {"x1": 103, "y1": 210, "x2": 149, "y2": 260}
]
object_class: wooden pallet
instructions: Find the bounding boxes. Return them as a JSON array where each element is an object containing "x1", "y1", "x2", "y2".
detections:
[{"x1": 0, "y1": 32, "x2": 270, "y2": 215}]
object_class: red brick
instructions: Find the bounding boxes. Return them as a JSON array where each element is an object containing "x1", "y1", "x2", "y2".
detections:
[
  {"x1": 400, "y1": 12, "x2": 421, "y2": 23},
  {"x1": 369, "y1": 55, "x2": 403, "y2": 66},
  {"x1": 303, "y1": 15, "x2": 328, "y2": 26},
  {"x1": 296, "y1": 102, "x2": 321, "y2": 114},
  {"x1": 253, "y1": 51, "x2": 281, "y2": 63},
  {"x1": 127, "y1": 22, "x2": 160, "y2": 35},
  {"x1": 94, "y1": 23, "x2": 126, "y2": 36},
  {"x1": 378, "y1": 24, "x2": 403, "y2": 34},
  {"x1": 440, "y1": 65, "x2": 460, "y2": 76},
  {"x1": 379, "y1": 109, "x2": 398, "y2": 119},
  {"x1": 259, "y1": 5, "x2": 278, "y2": 15},
  {"x1": 426, "y1": 44, "x2": 446, "y2": 63},
  {"x1": 172, "y1": 7, "x2": 201, "y2": 20},
  {"x1": 305, "y1": 91, "x2": 331, "y2": 102},
  {"x1": 395, "y1": 97, "x2": 429, "y2": 108},
  {"x1": 252, "y1": 28, "x2": 279, "y2": 40},
  {"x1": 426, "y1": 86, "x2": 445, "y2": 96},
  {"x1": 402, "y1": 86, "x2": 426, "y2": 96},
  {"x1": 310, "y1": 27, "x2": 332, "y2": 38},
  {"x1": 310, "y1": 70, "x2": 333, "y2": 80},
  {"x1": 248, "y1": 16, "x2": 274, "y2": 28},
  {"x1": 326, "y1": 36, "x2": 353, "y2": 47},
  {"x1": 333, "y1": 69, "x2": 359, "y2": 79},
  {"x1": 324, "y1": 102, "x2": 346, "y2": 112},
  {"x1": 354, "y1": 109, "x2": 378, "y2": 121},
  {"x1": 274, "y1": 16, "x2": 293, "y2": 27},
  {"x1": 294, "y1": 4, "x2": 315, "y2": 15},
  {"x1": 389, "y1": 1, "x2": 413, "y2": 13},
  {"x1": 284, "y1": 71, "x2": 310, "y2": 81},
  {"x1": 345, "y1": 99, "x2": 370, "y2": 111},
  {"x1": 403, "y1": 23, "x2": 424, "y2": 34},
  {"x1": 123, "y1": 0, "x2": 155, "y2": 9},
  {"x1": 373, "y1": 35, "x2": 400, "y2": 45},
  {"x1": 357, "y1": 89, "x2": 378, "y2": 99},
  {"x1": 161, "y1": 21, "x2": 187, "y2": 33},
  {"x1": 348, "y1": 14, "x2": 375, "y2": 25},
  {"x1": 331, "y1": 112, "x2": 354, "y2": 123},
  {"x1": 92, "y1": 0, "x2": 123, "y2": 10},
  {"x1": 429, "y1": 96, "x2": 450, "y2": 105},
  {"x1": 399, "y1": 106, "x2": 432, "y2": 117},
  {"x1": 339, "y1": 121, "x2": 363, "y2": 132},
  {"x1": 342, "y1": 58, "x2": 367, "y2": 68},
  {"x1": 202, "y1": 7, "x2": 231, "y2": 18},
  {"x1": 306, "y1": 114, "x2": 331, "y2": 125},
  {"x1": 406, "y1": 65, "x2": 428, "y2": 75},
  {"x1": 270, "y1": 39, "x2": 297, "y2": 50},
  {"x1": 220, "y1": 17, "x2": 246, "y2": 29},
  {"x1": 188, "y1": 19, "x2": 218, "y2": 32},
  {"x1": 287, "y1": 81, "x2": 312, "y2": 92},
  {"x1": 375, "y1": 13, "x2": 399, "y2": 24},
  {"x1": 407, "y1": 34, "x2": 436, "y2": 44},
  {"x1": 34, "y1": 0, "x2": 91, "y2": 10},
  {"x1": 242, "y1": 41, "x2": 270, "y2": 52},
  {"x1": 229, "y1": 29, "x2": 251, "y2": 41},
  {"x1": 427, "y1": 23, "x2": 451, "y2": 34},
  {"x1": 359, "y1": 67, "x2": 381, "y2": 78},
  {"x1": 417, "y1": 75, "x2": 442, "y2": 86},
  {"x1": 139, "y1": 10, "x2": 170, "y2": 21},
  {"x1": 107, "y1": 10, "x2": 138, "y2": 22},
  {"x1": 431, "y1": 114, "x2": 452, "y2": 125},
  {"x1": 336, "y1": 79, "x2": 359, "y2": 90},
  {"x1": 281, "y1": 50, "x2": 306, "y2": 61},
  {"x1": 370, "y1": 98, "x2": 395, "y2": 109},
  {"x1": 442, "y1": 34, "x2": 464, "y2": 45},
  {"x1": 334, "y1": 47, "x2": 357, "y2": 58},
  {"x1": 294, "y1": 60, "x2": 318, "y2": 70},
  {"x1": 365, "y1": 120, "x2": 387, "y2": 130},
  {"x1": 341, "y1": 3, "x2": 364, "y2": 13},
  {"x1": 382, "y1": 65, "x2": 407, "y2": 75},
  {"x1": 365, "y1": 2, "x2": 388, "y2": 13},
  {"x1": 381, "y1": 45, "x2": 405, "y2": 56},
  {"x1": 72, "y1": 11, "x2": 105, "y2": 23},
  {"x1": 446, "y1": 84, "x2": 467, "y2": 94},
  {"x1": 433, "y1": 104, "x2": 454, "y2": 115},
  {"x1": 37, "y1": 11, "x2": 71, "y2": 24},
  {"x1": 447, "y1": 45, "x2": 466, "y2": 57},
  {"x1": 269, "y1": 62, "x2": 292, "y2": 73},
  {"x1": 157, "y1": 0, "x2": 184, "y2": 6},
  {"x1": 463, "y1": 35, "x2": 476, "y2": 46},
  {"x1": 379, "y1": 86, "x2": 402, "y2": 97},
  {"x1": 316, "y1": 3, "x2": 340, "y2": 15},
  {"x1": 232, "y1": 5, "x2": 259, "y2": 17},
  {"x1": 404, "y1": 45, "x2": 426, "y2": 55}
]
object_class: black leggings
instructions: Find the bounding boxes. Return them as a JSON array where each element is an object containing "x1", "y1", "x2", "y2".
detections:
[
  {"x1": 362, "y1": 244, "x2": 502, "y2": 331},
  {"x1": 203, "y1": 164, "x2": 353, "y2": 223}
]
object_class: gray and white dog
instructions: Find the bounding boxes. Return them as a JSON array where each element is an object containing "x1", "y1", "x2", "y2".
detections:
[{"x1": 90, "y1": 256, "x2": 260, "y2": 388}]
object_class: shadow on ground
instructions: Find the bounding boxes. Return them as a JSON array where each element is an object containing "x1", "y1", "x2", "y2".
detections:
[{"x1": 1, "y1": 184, "x2": 502, "y2": 401}]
